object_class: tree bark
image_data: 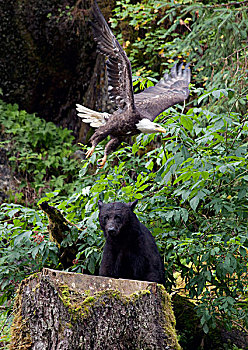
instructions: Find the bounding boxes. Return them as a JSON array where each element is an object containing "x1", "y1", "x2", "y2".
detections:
[
  {"x1": 10, "y1": 268, "x2": 181, "y2": 350},
  {"x1": 0, "y1": 0, "x2": 115, "y2": 141}
]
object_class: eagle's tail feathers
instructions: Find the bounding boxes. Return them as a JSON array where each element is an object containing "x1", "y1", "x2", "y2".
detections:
[{"x1": 76, "y1": 104, "x2": 110, "y2": 128}]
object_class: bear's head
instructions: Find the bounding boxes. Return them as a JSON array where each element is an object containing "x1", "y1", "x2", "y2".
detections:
[{"x1": 98, "y1": 200, "x2": 138, "y2": 237}]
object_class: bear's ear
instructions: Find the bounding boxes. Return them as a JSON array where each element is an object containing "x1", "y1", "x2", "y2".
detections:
[
  {"x1": 129, "y1": 199, "x2": 138, "y2": 211},
  {"x1": 98, "y1": 200, "x2": 103, "y2": 210}
]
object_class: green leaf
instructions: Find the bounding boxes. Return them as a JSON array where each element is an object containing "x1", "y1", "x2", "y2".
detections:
[
  {"x1": 239, "y1": 246, "x2": 247, "y2": 257},
  {"x1": 173, "y1": 172, "x2": 192, "y2": 185},
  {"x1": 180, "y1": 208, "x2": 188, "y2": 222},
  {"x1": 37, "y1": 197, "x2": 50, "y2": 205},
  {"x1": 203, "y1": 323, "x2": 209, "y2": 334},
  {"x1": 189, "y1": 196, "x2": 199, "y2": 211},
  {"x1": 31, "y1": 245, "x2": 40, "y2": 259},
  {"x1": 181, "y1": 116, "x2": 193, "y2": 132},
  {"x1": 88, "y1": 258, "x2": 96, "y2": 274},
  {"x1": 14, "y1": 231, "x2": 32, "y2": 245},
  {"x1": 7, "y1": 209, "x2": 20, "y2": 217},
  {"x1": 132, "y1": 143, "x2": 139, "y2": 154}
]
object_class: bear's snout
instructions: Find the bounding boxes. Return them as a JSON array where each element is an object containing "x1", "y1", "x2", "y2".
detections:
[{"x1": 106, "y1": 226, "x2": 118, "y2": 236}]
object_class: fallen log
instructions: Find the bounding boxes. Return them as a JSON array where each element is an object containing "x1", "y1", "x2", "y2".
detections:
[{"x1": 10, "y1": 268, "x2": 181, "y2": 350}]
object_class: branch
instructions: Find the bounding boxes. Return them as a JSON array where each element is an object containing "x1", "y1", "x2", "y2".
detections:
[
  {"x1": 39, "y1": 202, "x2": 81, "y2": 268},
  {"x1": 39, "y1": 202, "x2": 71, "y2": 245},
  {"x1": 232, "y1": 320, "x2": 248, "y2": 335},
  {"x1": 211, "y1": 0, "x2": 248, "y2": 7}
]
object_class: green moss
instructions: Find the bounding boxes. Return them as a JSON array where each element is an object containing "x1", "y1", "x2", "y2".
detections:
[
  {"x1": 57, "y1": 282, "x2": 180, "y2": 350},
  {"x1": 58, "y1": 284, "x2": 95, "y2": 320},
  {"x1": 58, "y1": 285, "x2": 154, "y2": 321},
  {"x1": 65, "y1": 322, "x2": 73, "y2": 329},
  {"x1": 129, "y1": 289, "x2": 151, "y2": 302},
  {"x1": 172, "y1": 294, "x2": 203, "y2": 349},
  {"x1": 159, "y1": 288, "x2": 181, "y2": 350},
  {"x1": 32, "y1": 281, "x2": 40, "y2": 294},
  {"x1": 59, "y1": 285, "x2": 72, "y2": 307}
]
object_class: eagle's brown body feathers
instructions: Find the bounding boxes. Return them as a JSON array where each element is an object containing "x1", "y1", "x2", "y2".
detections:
[{"x1": 77, "y1": 0, "x2": 191, "y2": 167}]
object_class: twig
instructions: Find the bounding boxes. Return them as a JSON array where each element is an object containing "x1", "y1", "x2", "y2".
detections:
[
  {"x1": 211, "y1": 0, "x2": 248, "y2": 8},
  {"x1": 232, "y1": 320, "x2": 248, "y2": 334},
  {"x1": 229, "y1": 115, "x2": 248, "y2": 149},
  {"x1": 222, "y1": 45, "x2": 248, "y2": 61},
  {"x1": 63, "y1": 217, "x2": 84, "y2": 232},
  {"x1": 167, "y1": 0, "x2": 248, "y2": 10}
]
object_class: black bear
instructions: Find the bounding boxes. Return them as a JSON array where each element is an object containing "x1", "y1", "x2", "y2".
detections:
[{"x1": 98, "y1": 199, "x2": 165, "y2": 285}]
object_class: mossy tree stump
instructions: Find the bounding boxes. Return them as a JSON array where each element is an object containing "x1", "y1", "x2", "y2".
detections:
[{"x1": 10, "y1": 268, "x2": 180, "y2": 350}]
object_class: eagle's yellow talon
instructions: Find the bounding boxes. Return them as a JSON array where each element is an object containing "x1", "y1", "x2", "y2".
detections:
[
  {"x1": 97, "y1": 155, "x2": 107, "y2": 168},
  {"x1": 85, "y1": 145, "x2": 95, "y2": 158}
]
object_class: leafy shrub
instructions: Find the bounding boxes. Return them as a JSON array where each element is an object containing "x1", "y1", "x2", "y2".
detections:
[
  {"x1": 111, "y1": 0, "x2": 248, "y2": 112},
  {"x1": 0, "y1": 203, "x2": 58, "y2": 300},
  {"x1": 0, "y1": 99, "x2": 81, "y2": 203},
  {"x1": 0, "y1": 202, "x2": 59, "y2": 346}
]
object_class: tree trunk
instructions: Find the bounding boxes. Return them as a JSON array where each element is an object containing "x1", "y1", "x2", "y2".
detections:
[
  {"x1": 0, "y1": 0, "x2": 115, "y2": 141},
  {"x1": 10, "y1": 268, "x2": 181, "y2": 350}
]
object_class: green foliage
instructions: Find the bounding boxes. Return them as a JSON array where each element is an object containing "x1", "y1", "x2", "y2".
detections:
[
  {"x1": 0, "y1": 313, "x2": 12, "y2": 347},
  {"x1": 0, "y1": 202, "x2": 59, "y2": 347},
  {"x1": 0, "y1": 99, "x2": 81, "y2": 202},
  {"x1": 111, "y1": 0, "x2": 248, "y2": 112},
  {"x1": 0, "y1": 203, "x2": 59, "y2": 304}
]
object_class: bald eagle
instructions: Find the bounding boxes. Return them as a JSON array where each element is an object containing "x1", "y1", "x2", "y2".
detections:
[{"x1": 76, "y1": 0, "x2": 191, "y2": 167}]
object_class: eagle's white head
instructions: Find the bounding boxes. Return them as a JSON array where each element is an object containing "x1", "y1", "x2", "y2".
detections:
[{"x1": 136, "y1": 118, "x2": 167, "y2": 134}]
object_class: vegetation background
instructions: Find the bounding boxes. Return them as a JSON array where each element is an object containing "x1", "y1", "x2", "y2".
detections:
[{"x1": 0, "y1": 0, "x2": 247, "y2": 349}]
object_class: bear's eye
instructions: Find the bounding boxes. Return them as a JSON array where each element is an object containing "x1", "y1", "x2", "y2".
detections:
[
  {"x1": 103, "y1": 215, "x2": 109, "y2": 224},
  {"x1": 115, "y1": 215, "x2": 121, "y2": 222}
]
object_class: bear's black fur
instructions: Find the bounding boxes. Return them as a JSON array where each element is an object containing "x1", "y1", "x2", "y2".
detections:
[{"x1": 98, "y1": 199, "x2": 165, "y2": 285}]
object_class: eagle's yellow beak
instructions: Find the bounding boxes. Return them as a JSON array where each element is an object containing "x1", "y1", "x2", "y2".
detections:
[{"x1": 155, "y1": 126, "x2": 167, "y2": 133}]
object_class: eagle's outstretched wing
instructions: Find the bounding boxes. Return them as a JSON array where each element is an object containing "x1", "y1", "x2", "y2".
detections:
[
  {"x1": 134, "y1": 63, "x2": 191, "y2": 121},
  {"x1": 91, "y1": 1, "x2": 135, "y2": 111}
]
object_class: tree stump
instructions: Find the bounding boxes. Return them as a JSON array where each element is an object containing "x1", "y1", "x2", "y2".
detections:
[{"x1": 10, "y1": 268, "x2": 181, "y2": 350}]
